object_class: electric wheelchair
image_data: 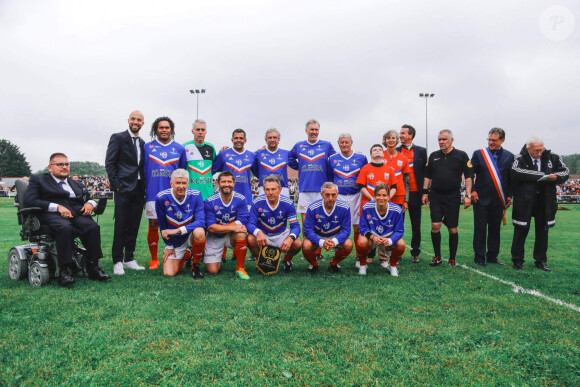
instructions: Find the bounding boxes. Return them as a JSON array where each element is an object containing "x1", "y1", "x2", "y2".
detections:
[{"x1": 7, "y1": 179, "x2": 106, "y2": 287}]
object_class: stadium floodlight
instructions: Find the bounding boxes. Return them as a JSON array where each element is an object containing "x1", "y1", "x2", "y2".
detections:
[
  {"x1": 419, "y1": 93, "x2": 435, "y2": 154},
  {"x1": 189, "y1": 88, "x2": 207, "y2": 119}
]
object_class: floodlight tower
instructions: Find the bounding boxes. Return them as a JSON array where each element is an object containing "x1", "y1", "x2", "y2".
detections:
[
  {"x1": 419, "y1": 93, "x2": 435, "y2": 154},
  {"x1": 189, "y1": 89, "x2": 206, "y2": 119}
]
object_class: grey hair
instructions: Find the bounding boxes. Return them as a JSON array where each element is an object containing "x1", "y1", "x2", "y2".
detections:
[
  {"x1": 526, "y1": 135, "x2": 544, "y2": 148},
  {"x1": 488, "y1": 127, "x2": 505, "y2": 140},
  {"x1": 265, "y1": 128, "x2": 281, "y2": 140},
  {"x1": 171, "y1": 169, "x2": 189, "y2": 181},
  {"x1": 263, "y1": 174, "x2": 281, "y2": 188},
  {"x1": 192, "y1": 119, "x2": 206, "y2": 127},
  {"x1": 320, "y1": 182, "x2": 338, "y2": 194},
  {"x1": 305, "y1": 119, "x2": 320, "y2": 129},
  {"x1": 338, "y1": 133, "x2": 352, "y2": 141},
  {"x1": 439, "y1": 129, "x2": 454, "y2": 139},
  {"x1": 382, "y1": 130, "x2": 399, "y2": 147}
]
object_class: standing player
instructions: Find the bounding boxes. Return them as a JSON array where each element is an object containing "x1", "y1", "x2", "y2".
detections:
[
  {"x1": 143, "y1": 116, "x2": 187, "y2": 270},
  {"x1": 302, "y1": 182, "x2": 353, "y2": 274},
  {"x1": 213, "y1": 129, "x2": 256, "y2": 209},
  {"x1": 252, "y1": 128, "x2": 290, "y2": 197},
  {"x1": 204, "y1": 171, "x2": 250, "y2": 279},
  {"x1": 155, "y1": 169, "x2": 206, "y2": 278},
  {"x1": 328, "y1": 133, "x2": 367, "y2": 261},
  {"x1": 422, "y1": 129, "x2": 473, "y2": 267},
  {"x1": 357, "y1": 183, "x2": 406, "y2": 276},
  {"x1": 356, "y1": 144, "x2": 397, "y2": 210},
  {"x1": 470, "y1": 127, "x2": 514, "y2": 266},
  {"x1": 247, "y1": 176, "x2": 302, "y2": 273},
  {"x1": 183, "y1": 119, "x2": 216, "y2": 200},
  {"x1": 382, "y1": 130, "x2": 410, "y2": 210},
  {"x1": 397, "y1": 124, "x2": 427, "y2": 263}
]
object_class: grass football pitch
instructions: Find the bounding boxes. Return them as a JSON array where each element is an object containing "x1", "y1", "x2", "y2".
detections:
[{"x1": 1, "y1": 198, "x2": 579, "y2": 386}]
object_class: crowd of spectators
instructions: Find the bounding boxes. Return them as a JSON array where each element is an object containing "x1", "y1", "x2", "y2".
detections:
[{"x1": 557, "y1": 178, "x2": 580, "y2": 203}]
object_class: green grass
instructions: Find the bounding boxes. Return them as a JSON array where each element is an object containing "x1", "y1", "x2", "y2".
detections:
[{"x1": 1, "y1": 197, "x2": 579, "y2": 386}]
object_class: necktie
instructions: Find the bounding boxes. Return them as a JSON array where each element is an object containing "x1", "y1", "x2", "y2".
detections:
[
  {"x1": 533, "y1": 159, "x2": 539, "y2": 171},
  {"x1": 132, "y1": 137, "x2": 139, "y2": 163},
  {"x1": 58, "y1": 181, "x2": 66, "y2": 191}
]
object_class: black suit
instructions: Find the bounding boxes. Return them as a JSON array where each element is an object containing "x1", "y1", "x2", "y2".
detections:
[
  {"x1": 396, "y1": 143, "x2": 427, "y2": 257},
  {"x1": 105, "y1": 130, "x2": 145, "y2": 264},
  {"x1": 24, "y1": 173, "x2": 103, "y2": 268}
]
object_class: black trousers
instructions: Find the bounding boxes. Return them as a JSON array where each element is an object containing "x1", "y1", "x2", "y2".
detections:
[
  {"x1": 39, "y1": 213, "x2": 103, "y2": 269},
  {"x1": 511, "y1": 200, "x2": 548, "y2": 265},
  {"x1": 473, "y1": 202, "x2": 504, "y2": 263},
  {"x1": 112, "y1": 188, "x2": 144, "y2": 264},
  {"x1": 405, "y1": 191, "x2": 422, "y2": 257}
]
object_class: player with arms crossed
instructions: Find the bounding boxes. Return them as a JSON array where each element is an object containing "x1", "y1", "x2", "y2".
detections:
[
  {"x1": 155, "y1": 169, "x2": 206, "y2": 278},
  {"x1": 302, "y1": 182, "x2": 353, "y2": 274},
  {"x1": 204, "y1": 171, "x2": 250, "y2": 279},
  {"x1": 247, "y1": 175, "x2": 302, "y2": 273},
  {"x1": 357, "y1": 183, "x2": 406, "y2": 276}
]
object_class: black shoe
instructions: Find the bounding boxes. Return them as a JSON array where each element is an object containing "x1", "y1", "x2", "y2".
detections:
[
  {"x1": 283, "y1": 261, "x2": 293, "y2": 273},
  {"x1": 248, "y1": 256, "x2": 257, "y2": 262},
  {"x1": 513, "y1": 263, "x2": 523, "y2": 270},
  {"x1": 192, "y1": 264, "x2": 204, "y2": 280},
  {"x1": 306, "y1": 265, "x2": 318, "y2": 274},
  {"x1": 488, "y1": 259, "x2": 505, "y2": 266},
  {"x1": 87, "y1": 266, "x2": 111, "y2": 282},
  {"x1": 411, "y1": 256, "x2": 420, "y2": 263},
  {"x1": 316, "y1": 254, "x2": 325, "y2": 262},
  {"x1": 328, "y1": 264, "x2": 341, "y2": 273},
  {"x1": 475, "y1": 261, "x2": 486, "y2": 267},
  {"x1": 429, "y1": 256, "x2": 442, "y2": 266},
  {"x1": 58, "y1": 267, "x2": 75, "y2": 287},
  {"x1": 535, "y1": 262, "x2": 552, "y2": 272}
]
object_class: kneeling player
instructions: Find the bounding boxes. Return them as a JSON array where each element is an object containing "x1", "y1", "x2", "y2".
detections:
[
  {"x1": 302, "y1": 182, "x2": 353, "y2": 273},
  {"x1": 247, "y1": 175, "x2": 302, "y2": 273},
  {"x1": 155, "y1": 169, "x2": 206, "y2": 278},
  {"x1": 204, "y1": 171, "x2": 250, "y2": 279},
  {"x1": 356, "y1": 183, "x2": 405, "y2": 276}
]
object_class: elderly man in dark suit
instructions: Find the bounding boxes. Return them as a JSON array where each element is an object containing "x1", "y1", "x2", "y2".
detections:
[
  {"x1": 25, "y1": 153, "x2": 110, "y2": 286},
  {"x1": 105, "y1": 110, "x2": 147, "y2": 275},
  {"x1": 470, "y1": 127, "x2": 514, "y2": 266},
  {"x1": 397, "y1": 124, "x2": 427, "y2": 263},
  {"x1": 510, "y1": 136, "x2": 569, "y2": 271}
]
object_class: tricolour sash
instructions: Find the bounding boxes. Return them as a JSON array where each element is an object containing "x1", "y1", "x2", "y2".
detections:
[{"x1": 480, "y1": 148, "x2": 506, "y2": 207}]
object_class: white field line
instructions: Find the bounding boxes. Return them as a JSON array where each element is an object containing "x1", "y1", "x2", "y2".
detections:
[{"x1": 423, "y1": 251, "x2": 580, "y2": 313}]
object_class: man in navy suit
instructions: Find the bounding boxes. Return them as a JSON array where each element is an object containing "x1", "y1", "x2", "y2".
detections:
[
  {"x1": 25, "y1": 153, "x2": 110, "y2": 286},
  {"x1": 105, "y1": 110, "x2": 147, "y2": 275},
  {"x1": 470, "y1": 128, "x2": 514, "y2": 266},
  {"x1": 397, "y1": 124, "x2": 427, "y2": 263}
]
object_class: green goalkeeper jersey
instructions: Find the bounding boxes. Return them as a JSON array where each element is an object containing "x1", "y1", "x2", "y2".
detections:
[{"x1": 183, "y1": 140, "x2": 216, "y2": 200}]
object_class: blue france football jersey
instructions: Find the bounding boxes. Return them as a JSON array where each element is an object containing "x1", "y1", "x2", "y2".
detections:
[
  {"x1": 252, "y1": 148, "x2": 289, "y2": 188},
  {"x1": 359, "y1": 201, "x2": 404, "y2": 246},
  {"x1": 248, "y1": 195, "x2": 301, "y2": 238},
  {"x1": 288, "y1": 140, "x2": 336, "y2": 192},
  {"x1": 213, "y1": 149, "x2": 255, "y2": 205},
  {"x1": 204, "y1": 191, "x2": 250, "y2": 238},
  {"x1": 155, "y1": 188, "x2": 205, "y2": 248},
  {"x1": 303, "y1": 198, "x2": 351, "y2": 247},
  {"x1": 144, "y1": 140, "x2": 187, "y2": 202},
  {"x1": 328, "y1": 152, "x2": 368, "y2": 195}
]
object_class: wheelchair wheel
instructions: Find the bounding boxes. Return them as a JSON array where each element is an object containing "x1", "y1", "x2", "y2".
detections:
[
  {"x1": 8, "y1": 248, "x2": 28, "y2": 280},
  {"x1": 28, "y1": 261, "x2": 50, "y2": 287}
]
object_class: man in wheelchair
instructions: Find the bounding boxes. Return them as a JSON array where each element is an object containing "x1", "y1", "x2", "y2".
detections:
[{"x1": 24, "y1": 153, "x2": 110, "y2": 286}]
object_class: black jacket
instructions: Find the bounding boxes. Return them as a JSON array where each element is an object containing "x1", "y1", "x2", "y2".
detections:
[
  {"x1": 105, "y1": 130, "x2": 145, "y2": 193},
  {"x1": 396, "y1": 144, "x2": 427, "y2": 192},
  {"x1": 24, "y1": 173, "x2": 89, "y2": 215},
  {"x1": 511, "y1": 145, "x2": 569, "y2": 228},
  {"x1": 471, "y1": 147, "x2": 514, "y2": 206}
]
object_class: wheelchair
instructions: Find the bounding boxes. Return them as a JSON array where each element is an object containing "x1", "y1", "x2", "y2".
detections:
[{"x1": 7, "y1": 179, "x2": 107, "y2": 287}]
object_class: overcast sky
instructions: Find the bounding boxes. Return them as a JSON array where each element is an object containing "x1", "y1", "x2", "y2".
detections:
[{"x1": 0, "y1": 0, "x2": 578, "y2": 173}]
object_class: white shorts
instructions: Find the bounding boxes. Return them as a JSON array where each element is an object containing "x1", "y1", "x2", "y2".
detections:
[
  {"x1": 165, "y1": 237, "x2": 192, "y2": 260},
  {"x1": 297, "y1": 191, "x2": 320, "y2": 214},
  {"x1": 145, "y1": 201, "x2": 157, "y2": 220},
  {"x1": 260, "y1": 229, "x2": 291, "y2": 248},
  {"x1": 338, "y1": 192, "x2": 362, "y2": 225},
  {"x1": 204, "y1": 233, "x2": 233, "y2": 264},
  {"x1": 258, "y1": 186, "x2": 290, "y2": 198}
]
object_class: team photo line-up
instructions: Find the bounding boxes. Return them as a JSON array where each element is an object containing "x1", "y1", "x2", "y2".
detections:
[{"x1": 25, "y1": 110, "x2": 570, "y2": 286}]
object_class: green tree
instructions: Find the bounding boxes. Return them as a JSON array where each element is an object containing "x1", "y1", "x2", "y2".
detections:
[
  {"x1": 37, "y1": 161, "x2": 107, "y2": 176},
  {"x1": 562, "y1": 153, "x2": 580, "y2": 175},
  {"x1": 0, "y1": 139, "x2": 32, "y2": 176}
]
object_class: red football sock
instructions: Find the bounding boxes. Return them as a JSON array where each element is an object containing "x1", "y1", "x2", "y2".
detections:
[
  {"x1": 331, "y1": 248, "x2": 350, "y2": 265},
  {"x1": 303, "y1": 248, "x2": 318, "y2": 267},
  {"x1": 357, "y1": 243, "x2": 369, "y2": 266},
  {"x1": 353, "y1": 229, "x2": 360, "y2": 257},
  {"x1": 147, "y1": 226, "x2": 159, "y2": 261},
  {"x1": 390, "y1": 244, "x2": 406, "y2": 267},
  {"x1": 234, "y1": 240, "x2": 248, "y2": 271},
  {"x1": 177, "y1": 250, "x2": 191, "y2": 272},
  {"x1": 222, "y1": 247, "x2": 227, "y2": 259},
  {"x1": 315, "y1": 247, "x2": 322, "y2": 256},
  {"x1": 191, "y1": 240, "x2": 205, "y2": 265}
]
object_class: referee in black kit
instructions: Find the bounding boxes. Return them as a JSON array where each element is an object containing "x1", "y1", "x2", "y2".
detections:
[{"x1": 422, "y1": 129, "x2": 473, "y2": 267}]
